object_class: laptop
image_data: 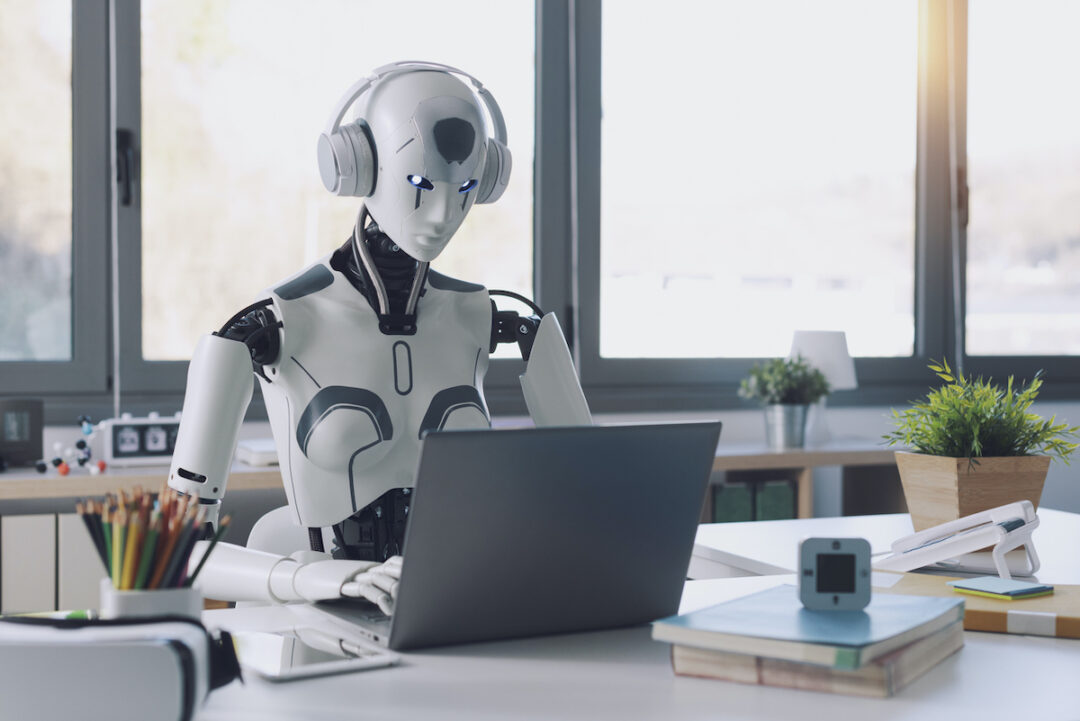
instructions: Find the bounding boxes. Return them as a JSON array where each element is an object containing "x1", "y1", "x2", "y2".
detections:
[{"x1": 299, "y1": 421, "x2": 722, "y2": 651}]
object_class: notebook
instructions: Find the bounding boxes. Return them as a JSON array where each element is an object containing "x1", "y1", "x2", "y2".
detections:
[{"x1": 652, "y1": 584, "x2": 964, "y2": 670}]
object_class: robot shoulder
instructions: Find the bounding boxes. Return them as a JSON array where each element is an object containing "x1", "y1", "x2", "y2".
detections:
[
  {"x1": 217, "y1": 299, "x2": 282, "y2": 376},
  {"x1": 488, "y1": 290, "x2": 544, "y2": 361},
  {"x1": 426, "y1": 269, "x2": 486, "y2": 294},
  {"x1": 271, "y1": 262, "x2": 335, "y2": 301}
]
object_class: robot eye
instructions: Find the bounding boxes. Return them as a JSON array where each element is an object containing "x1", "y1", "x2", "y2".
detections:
[
  {"x1": 458, "y1": 179, "x2": 478, "y2": 194},
  {"x1": 407, "y1": 175, "x2": 434, "y2": 191}
]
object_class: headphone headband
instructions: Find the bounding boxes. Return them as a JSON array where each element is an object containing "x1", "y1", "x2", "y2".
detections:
[{"x1": 323, "y1": 61, "x2": 507, "y2": 145}]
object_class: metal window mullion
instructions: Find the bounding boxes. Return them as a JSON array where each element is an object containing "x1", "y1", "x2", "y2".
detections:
[
  {"x1": 534, "y1": 0, "x2": 574, "y2": 342},
  {"x1": 48, "y1": 0, "x2": 111, "y2": 395},
  {"x1": 915, "y1": 0, "x2": 958, "y2": 367},
  {"x1": 571, "y1": 0, "x2": 602, "y2": 386}
]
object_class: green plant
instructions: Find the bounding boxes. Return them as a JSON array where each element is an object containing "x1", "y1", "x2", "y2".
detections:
[
  {"x1": 738, "y1": 355, "x2": 830, "y2": 405},
  {"x1": 884, "y1": 360, "x2": 1079, "y2": 464}
]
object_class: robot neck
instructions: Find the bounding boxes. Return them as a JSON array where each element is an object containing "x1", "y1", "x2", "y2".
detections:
[{"x1": 330, "y1": 223, "x2": 427, "y2": 336}]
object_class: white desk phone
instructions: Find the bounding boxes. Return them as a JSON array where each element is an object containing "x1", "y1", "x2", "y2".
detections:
[{"x1": 873, "y1": 501, "x2": 1040, "y2": 580}]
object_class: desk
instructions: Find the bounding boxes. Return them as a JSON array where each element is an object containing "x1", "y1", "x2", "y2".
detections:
[
  {"x1": 690, "y1": 508, "x2": 1080, "y2": 585},
  {"x1": 199, "y1": 533, "x2": 1080, "y2": 721},
  {"x1": 0, "y1": 463, "x2": 281, "y2": 501},
  {"x1": 711, "y1": 440, "x2": 900, "y2": 519}
]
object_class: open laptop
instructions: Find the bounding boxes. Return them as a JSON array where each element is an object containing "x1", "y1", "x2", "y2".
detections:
[{"x1": 299, "y1": 421, "x2": 722, "y2": 651}]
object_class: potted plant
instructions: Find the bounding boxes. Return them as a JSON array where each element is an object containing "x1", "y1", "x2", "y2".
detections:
[
  {"x1": 739, "y1": 355, "x2": 830, "y2": 450},
  {"x1": 884, "y1": 360, "x2": 1078, "y2": 531}
]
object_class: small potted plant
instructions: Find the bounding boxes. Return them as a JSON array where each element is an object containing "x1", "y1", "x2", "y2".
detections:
[
  {"x1": 884, "y1": 360, "x2": 1078, "y2": 531},
  {"x1": 739, "y1": 355, "x2": 830, "y2": 450}
]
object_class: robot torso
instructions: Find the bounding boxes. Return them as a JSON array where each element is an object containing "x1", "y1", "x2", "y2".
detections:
[{"x1": 258, "y1": 255, "x2": 492, "y2": 528}]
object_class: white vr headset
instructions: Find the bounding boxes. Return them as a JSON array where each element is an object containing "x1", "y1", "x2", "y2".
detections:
[
  {"x1": 0, "y1": 614, "x2": 242, "y2": 721},
  {"x1": 316, "y1": 60, "x2": 512, "y2": 204}
]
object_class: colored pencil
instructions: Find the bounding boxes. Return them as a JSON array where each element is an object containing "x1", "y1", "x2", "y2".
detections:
[
  {"x1": 111, "y1": 506, "x2": 127, "y2": 587},
  {"x1": 148, "y1": 515, "x2": 185, "y2": 589},
  {"x1": 76, "y1": 501, "x2": 109, "y2": 570},
  {"x1": 101, "y1": 504, "x2": 113, "y2": 577},
  {"x1": 159, "y1": 505, "x2": 202, "y2": 588},
  {"x1": 79, "y1": 487, "x2": 228, "y2": 592},
  {"x1": 120, "y1": 510, "x2": 144, "y2": 590},
  {"x1": 185, "y1": 515, "x2": 231, "y2": 587},
  {"x1": 133, "y1": 510, "x2": 162, "y2": 590}
]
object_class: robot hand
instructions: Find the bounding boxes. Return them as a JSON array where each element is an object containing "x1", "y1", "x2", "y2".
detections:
[
  {"x1": 289, "y1": 555, "x2": 401, "y2": 614},
  {"x1": 340, "y1": 556, "x2": 402, "y2": 615}
]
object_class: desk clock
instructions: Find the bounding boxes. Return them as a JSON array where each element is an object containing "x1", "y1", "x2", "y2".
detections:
[{"x1": 798, "y1": 537, "x2": 871, "y2": 611}]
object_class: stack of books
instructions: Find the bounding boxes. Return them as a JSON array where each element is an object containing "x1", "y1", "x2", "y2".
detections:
[{"x1": 652, "y1": 584, "x2": 965, "y2": 697}]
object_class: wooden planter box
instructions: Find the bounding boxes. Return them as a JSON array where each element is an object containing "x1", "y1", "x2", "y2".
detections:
[{"x1": 894, "y1": 451, "x2": 1050, "y2": 532}]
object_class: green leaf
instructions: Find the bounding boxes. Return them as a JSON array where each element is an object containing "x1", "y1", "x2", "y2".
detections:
[{"x1": 886, "y1": 360, "x2": 1078, "y2": 467}]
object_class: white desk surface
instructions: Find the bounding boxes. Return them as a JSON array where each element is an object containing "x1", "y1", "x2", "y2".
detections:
[
  {"x1": 198, "y1": 512, "x2": 1080, "y2": 720},
  {"x1": 692, "y1": 508, "x2": 1080, "y2": 585}
]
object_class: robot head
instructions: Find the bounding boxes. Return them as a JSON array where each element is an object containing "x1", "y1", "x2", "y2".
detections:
[{"x1": 317, "y1": 63, "x2": 512, "y2": 262}]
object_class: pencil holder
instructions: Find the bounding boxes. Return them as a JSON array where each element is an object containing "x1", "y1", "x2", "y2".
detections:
[{"x1": 99, "y1": 577, "x2": 202, "y2": 620}]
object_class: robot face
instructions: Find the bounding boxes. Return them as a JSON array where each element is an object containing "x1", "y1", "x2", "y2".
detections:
[{"x1": 364, "y1": 76, "x2": 487, "y2": 262}]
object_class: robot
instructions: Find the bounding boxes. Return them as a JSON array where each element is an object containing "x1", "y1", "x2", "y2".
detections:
[{"x1": 167, "y1": 62, "x2": 591, "y2": 613}]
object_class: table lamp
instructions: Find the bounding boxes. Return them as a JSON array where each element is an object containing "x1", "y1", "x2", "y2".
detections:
[{"x1": 788, "y1": 330, "x2": 857, "y2": 445}]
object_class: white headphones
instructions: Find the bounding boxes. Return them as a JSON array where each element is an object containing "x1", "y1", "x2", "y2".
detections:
[{"x1": 316, "y1": 61, "x2": 512, "y2": 204}]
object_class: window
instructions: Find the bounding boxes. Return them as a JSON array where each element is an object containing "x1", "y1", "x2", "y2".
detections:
[
  {"x1": 0, "y1": 0, "x2": 73, "y2": 361},
  {"x1": 9, "y1": 0, "x2": 1080, "y2": 422},
  {"x1": 598, "y1": 0, "x2": 918, "y2": 360},
  {"x1": 965, "y1": 0, "x2": 1080, "y2": 357}
]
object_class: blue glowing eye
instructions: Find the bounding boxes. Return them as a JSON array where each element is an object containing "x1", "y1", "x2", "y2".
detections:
[
  {"x1": 458, "y1": 179, "x2": 478, "y2": 194},
  {"x1": 407, "y1": 175, "x2": 434, "y2": 190}
]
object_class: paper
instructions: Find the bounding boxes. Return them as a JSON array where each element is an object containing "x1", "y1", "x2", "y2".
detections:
[{"x1": 871, "y1": 572, "x2": 904, "y2": 589}]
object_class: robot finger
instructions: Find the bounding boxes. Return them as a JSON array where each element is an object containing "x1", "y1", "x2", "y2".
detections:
[
  {"x1": 340, "y1": 580, "x2": 393, "y2": 615},
  {"x1": 367, "y1": 571, "x2": 400, "y2": 598},
  {"x1": 379, "y1": 556, "x2": 403, "y2": 577}
]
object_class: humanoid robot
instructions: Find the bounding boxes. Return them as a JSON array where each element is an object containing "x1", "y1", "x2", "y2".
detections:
[{"x1": 167, "y1": 62, "x2": 590, "y2": 613}]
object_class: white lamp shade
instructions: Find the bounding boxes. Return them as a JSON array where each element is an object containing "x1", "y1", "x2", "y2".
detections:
[{"x1": 789, "y1": 331, "x2": 858, "y2": 391}]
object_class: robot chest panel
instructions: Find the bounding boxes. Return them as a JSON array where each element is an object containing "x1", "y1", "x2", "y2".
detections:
[{"x1": 270, "y1": 292, "x2": 491, "y2": 478}]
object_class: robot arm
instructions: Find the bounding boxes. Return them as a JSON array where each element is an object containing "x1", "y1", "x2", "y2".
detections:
[
  {"x1": 489, "y1": 292, "x2": 592, "y2": 427},
  {"x1": 168, "y1": 333, "x2": 255, "y2": 527},
  {"x1": 168, "y1": 301, "x2": 281, "y2": 525},
  {"x1": 185, "y1": 542, "x2": 402, "y2": 613}
]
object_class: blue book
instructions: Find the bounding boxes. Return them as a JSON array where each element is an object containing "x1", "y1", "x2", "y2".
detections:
[{"x1": 652, "y1": 584, "x2": 964, "y2": 670}]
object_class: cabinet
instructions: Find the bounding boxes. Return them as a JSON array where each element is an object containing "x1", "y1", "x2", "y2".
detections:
[{"x1": 707, "y1": 442, "x2": 903, "y2": 521}]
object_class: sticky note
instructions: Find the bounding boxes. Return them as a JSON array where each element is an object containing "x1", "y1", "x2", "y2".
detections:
[{"x1": 948, "y1": 576, "x2": 1054, "y2": 599}]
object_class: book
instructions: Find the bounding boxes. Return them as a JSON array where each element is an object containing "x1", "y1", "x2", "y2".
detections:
[
  {"x1": 671, "y1": 620, "x2": 964, "y2": 698},
  {"x1": 652, "y1": 584, "x2": 964, "y2": 670},
  {"x1": 879, "y1": 572, "x2": 1080, "y2": 639}
]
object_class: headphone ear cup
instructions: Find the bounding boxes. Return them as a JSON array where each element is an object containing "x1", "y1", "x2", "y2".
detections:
[
  {"x1": 476, "y1": 137, "x2": 512, "y2": 204},
  {"x1": 317, "y1": 131, "x2": 352, "y2": 195},
  {"x1": 339, "y1": 121, "x2": 377, "y2": 197}
]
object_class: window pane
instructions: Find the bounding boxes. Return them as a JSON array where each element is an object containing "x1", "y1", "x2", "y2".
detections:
[
  {"x1": 600, "y1": 0, "x2": 916, "y2": 358},
  {"x1": 965, "y1": 0, "x2": 1080, "y2": 356},
  {"x1": 0, "y1": 0, "x2": 72, "y2": 360},
  {"x1": 141, "y1": 0, "x2": 534, "y2": 360}
]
